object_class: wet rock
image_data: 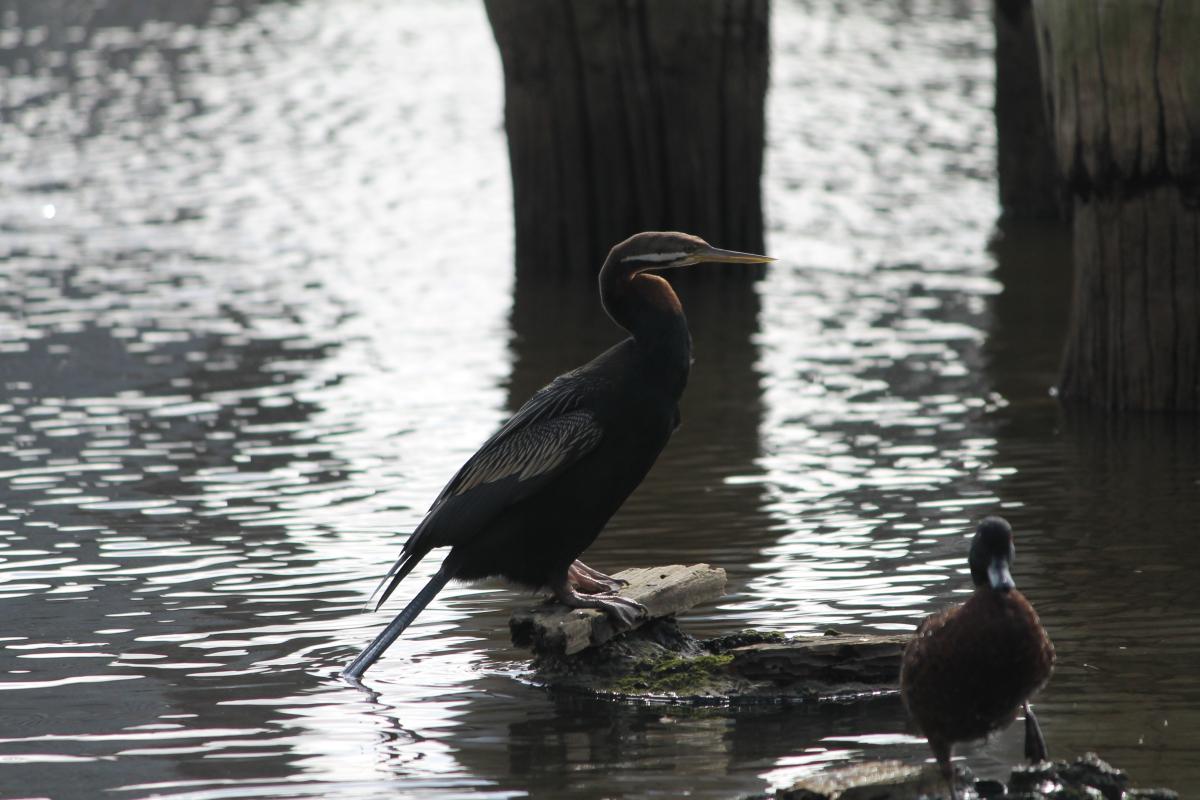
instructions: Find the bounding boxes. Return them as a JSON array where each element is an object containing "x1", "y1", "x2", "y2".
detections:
[
  {"x1": 1009, "y1": 753, "x2": 1130, "y2": 799},
  {"x1": 760, "y1": 754, "x2": 1178, "y2": 800},
  {"x1": 973, "y1": 778, "x2": 1006, "y2": 798},
  {"x1": 773, "y1": 760, "x2": 944, "y2": 800}
]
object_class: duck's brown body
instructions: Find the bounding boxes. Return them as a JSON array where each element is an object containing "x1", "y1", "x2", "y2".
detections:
[
  {"x1": 901, "y1": 587, "x2": 1054, "y2": 753},
  {"x1": 900, "y1": 517, "x2": 1053, "y2": 797}
]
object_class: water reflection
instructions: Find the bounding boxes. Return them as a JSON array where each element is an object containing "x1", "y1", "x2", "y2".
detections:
[
  {"x1": 754, "y1": 0, "x2": 1006, "y2": 650},
  {"x1": 2, "y1": 0, "x2": 1196, "y2": 797},
  {"x1": 2, "y1": 0, "x2": 516, "y2": 795},
  {"x1": 442, "y1": 690, "x2": 915, "y2": 800}
]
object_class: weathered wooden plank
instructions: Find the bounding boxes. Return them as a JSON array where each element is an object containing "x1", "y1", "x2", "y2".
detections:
[{"x1": 509, "y1": 564, "x2": 727, "y2": 656}]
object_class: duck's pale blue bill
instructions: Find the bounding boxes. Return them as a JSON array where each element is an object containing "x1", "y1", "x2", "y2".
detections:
[{"x1": 988, "y1": 557, "x2": 1015, "y2": 592}]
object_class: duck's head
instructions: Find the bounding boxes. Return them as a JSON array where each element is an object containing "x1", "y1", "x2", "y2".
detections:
[{"x1": 968, "y1": 516, "x2": 1016, "y2": 592}]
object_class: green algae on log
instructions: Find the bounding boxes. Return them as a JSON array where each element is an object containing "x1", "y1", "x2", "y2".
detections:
[{"x1": 611, "y1": 653, "x2": 736, "y2": 695}]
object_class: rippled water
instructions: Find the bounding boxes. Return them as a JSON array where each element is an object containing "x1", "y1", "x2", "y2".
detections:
[{"x1": 2, "y1": 0, "x2": 1197, "y2": 797}]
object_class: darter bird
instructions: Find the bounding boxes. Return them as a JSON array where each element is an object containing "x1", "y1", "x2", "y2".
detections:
[{"x1": 342, "y1": 231, "x2": 773, "y2": 679}]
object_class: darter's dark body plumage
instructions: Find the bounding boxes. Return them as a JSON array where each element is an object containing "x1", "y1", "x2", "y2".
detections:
[{"x1": 343, "y1": 232, "x2": 772, "y2": 679}]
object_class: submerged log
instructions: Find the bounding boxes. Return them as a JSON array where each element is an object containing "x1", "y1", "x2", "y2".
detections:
[
  {"x1": 729, "y1": 634, "x2": 906, "y2": 686},
  {"x1": 525, "y1": 628, "x2": 909, "y2": 702},
  {"x1": 1032, "y1": 1, "x2": 1200, "y2": 411},
  {"x1": 509, "y1": 564, "x2": 727, "y2": 656},
  {"x1": 509, "y1": 564, "x2": 907, "y2": 700}
]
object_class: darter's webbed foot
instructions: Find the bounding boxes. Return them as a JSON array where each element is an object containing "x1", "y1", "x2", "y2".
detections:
[
  {"x1": 552, "y1": 576, "x2": 647, "y2": 628},
  {"x1": 567, "y1": 559, "x2": 627, "y2": 595}
]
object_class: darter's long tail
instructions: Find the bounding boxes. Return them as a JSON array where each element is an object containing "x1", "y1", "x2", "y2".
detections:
[{"x1": 343, "y1": 565, "x2": 452, "y2": 680}]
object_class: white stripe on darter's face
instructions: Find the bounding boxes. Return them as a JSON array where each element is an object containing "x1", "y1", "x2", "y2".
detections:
[{"x1": 621, "y1": 251, "x2": 688, "y2": 264}]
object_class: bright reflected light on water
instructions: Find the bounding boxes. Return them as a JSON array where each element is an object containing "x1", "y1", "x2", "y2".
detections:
[{"x1": 2, "y1": 0, "x2": 1199, "y2": 798}]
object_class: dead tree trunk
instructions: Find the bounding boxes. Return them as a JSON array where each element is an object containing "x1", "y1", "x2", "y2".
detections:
[
  {"x1": 994, "y1": 0, "x2": 1065, "y2": 219},
  {"x1": 484, "y1": 0, "x2": 769, "y2": 274},
  {"x1": 1033, "y1": 0, "x2": 1200, "y2": 411}
]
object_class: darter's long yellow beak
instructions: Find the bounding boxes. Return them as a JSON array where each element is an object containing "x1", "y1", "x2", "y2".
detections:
[{"x1": 689, "y1": 245, "x2": 775, "y2": 265}]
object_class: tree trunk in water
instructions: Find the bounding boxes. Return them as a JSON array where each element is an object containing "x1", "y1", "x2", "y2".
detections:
[
  {"x1": 484, "y1": 0, "x2": 769, "y2": 274},
  {"x1": 1033, "y1": 0, "x2": 1200, "y2": 411},
  {"x1": 994, "y1": 0, "x2": 1065, "y2": 220}
]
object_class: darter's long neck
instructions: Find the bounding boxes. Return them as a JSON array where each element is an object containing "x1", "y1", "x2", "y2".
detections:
[{"x1": 600, "y1": 265, "x2": 691, "y2": 396}]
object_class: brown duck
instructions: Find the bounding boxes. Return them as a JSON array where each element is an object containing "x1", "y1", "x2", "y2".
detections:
[{"x1": 900, "y1": 516, "x2": 1055, "y2": 798}]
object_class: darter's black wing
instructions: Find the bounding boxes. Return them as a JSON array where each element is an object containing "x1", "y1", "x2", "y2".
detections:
[{"x1": 370, "y1": 373, "x2": 605, "y2": 608}]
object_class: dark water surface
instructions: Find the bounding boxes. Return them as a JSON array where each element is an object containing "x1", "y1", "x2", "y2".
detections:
[{"x1": 2, "y1": 1, "x2": 1198, "y2": 798}]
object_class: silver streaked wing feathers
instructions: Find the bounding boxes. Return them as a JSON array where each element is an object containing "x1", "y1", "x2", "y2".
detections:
[
  {"x1": 445, "y1": 410, "x2": 601, "y2": 498},
  {"x1": 426, "y1": 371, "x2": 606, "y2": 513}
]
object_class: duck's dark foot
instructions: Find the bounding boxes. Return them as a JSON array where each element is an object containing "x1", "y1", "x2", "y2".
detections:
[
  {"x1": 1023, "y1": 701, "x2": 1048, "y2": 762},
  {"x1": 552, "y1": 577, "x2": 647, "y2": 628},
  {"x1": 567, "y1": 559, "x2": 627, "y2": 594}
]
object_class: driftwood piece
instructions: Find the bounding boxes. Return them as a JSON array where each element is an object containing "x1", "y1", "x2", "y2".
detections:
[
  {"x1": 510, "y1": 564, "x2": 727, "y2": 656},
  {"x1": 728, "y1": 633, "x2": 908, "y2": 686}
]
